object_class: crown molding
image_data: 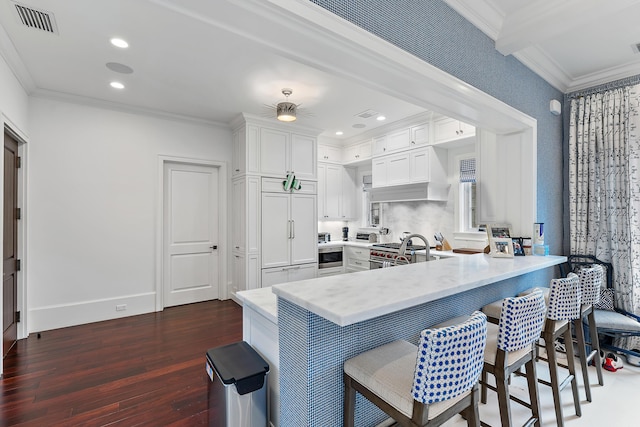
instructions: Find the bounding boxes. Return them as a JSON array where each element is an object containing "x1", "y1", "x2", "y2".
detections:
[
  {"x1": 443, "y1": 0, "x2": 503, "y2": 40},
  {"x1": 513, "y1": 46, "x2": 572, "y2": 92},
  {"x1": 0, "y1": 21, "x2": 35, "y2": 93},
  {"x1": 31, "y1": 88, "x2": 230, "y2": 128},
  {"x1": 566, "y1": 60, "x2": 640, "y2": 93}
]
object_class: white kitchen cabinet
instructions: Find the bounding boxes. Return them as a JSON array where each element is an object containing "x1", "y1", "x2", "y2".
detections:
[
  {"x1": 344, "y1": 245, "x2": 370, "y2": 273},
  {"x1": 433, "y1": 118, "x2": 475, "y2": 144},
  {"x1": 259, "y1": 128, "x2": 317, "y2": 180},
  {"x1": 318, "y1": 144, "x2": 342, "y2": 163},
  {"x1": 341, "y1": 166, "x2": 357, "y2": 219},
  {"x1": 410, "y1": 123, "x2": 429, "y2": 146},
  {"x1": 372, "y1": 129, "x2": 411, "y2": 156},
  {"x1": 372, "y1": 146, "x2": 447, "y2": 188},
  {"x1": 318, "y1": 163, "x2": 342, "y2": 220},
  {"x1": 232, "y1": 124, "x2": 260, "y2": 177},
  {"x1": 232, "y1": 176, "x2": 261, "y2": 292},
  {"x1": 261, "y1": 178, "x2": 317, "y2": 269},
  {"x1": 261, "y1": 263, "x2": 317, "y2": 287},
  {"x1": 343, "y1": 140, "x2": 372, "y2": 164},
  {"x1": 318, "y1": 163, "x2": 357, "y2": 220}
]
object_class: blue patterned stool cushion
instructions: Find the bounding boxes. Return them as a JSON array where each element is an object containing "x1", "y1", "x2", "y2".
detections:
[
  {"x1": 413, "y1": 311, "x2": 487, "y2": 405},
  {"x1": 578, "y1": 265, "x2": 604, "y2": 306},
  {"x1": 547, "y1": 273, "x2": 581, "y2": 321},
  {"x1": 497, "y1": 290, "x2": 546, "y2": 352}
]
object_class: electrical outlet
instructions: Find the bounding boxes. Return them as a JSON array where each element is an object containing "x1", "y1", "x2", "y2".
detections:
[{"x1": 116, "y1": 304, "x2": 127, "y2": 311}]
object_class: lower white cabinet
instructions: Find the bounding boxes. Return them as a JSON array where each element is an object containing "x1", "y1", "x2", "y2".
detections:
[
  {"x1": 261, "y1": 263, "x2": 317, "y2": 287},
  {"x1": 345, "y1": 246, "x2": 370, "y2": 273}
]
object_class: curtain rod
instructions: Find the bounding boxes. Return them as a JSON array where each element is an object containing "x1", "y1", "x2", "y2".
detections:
[{"x1": 565, "y1": 74, "x2": 640, "y2": 99}]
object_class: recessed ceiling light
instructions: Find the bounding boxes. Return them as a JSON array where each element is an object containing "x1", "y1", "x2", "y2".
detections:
[
  {"x1": 376, "y1": 115, "x2": 386, "y2": 121},
  {"x1": 110, "y1": 38, "x2": 129, "y2": 48},
  {"x1": 335, "y1": 131, "x2": 344, "y2": 136},
  {"x1": 110, "y1": 81, "x2": 125, "y2": 89}
]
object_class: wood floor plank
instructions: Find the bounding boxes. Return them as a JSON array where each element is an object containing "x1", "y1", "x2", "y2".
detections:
[{"x1": 0, "y1": 300, "x2": 243, "y2": 426}]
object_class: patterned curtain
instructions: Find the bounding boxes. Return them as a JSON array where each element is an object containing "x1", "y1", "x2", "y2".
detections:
[{"x1": 568, "y1": 84, "x2": 640, "y2": 349}]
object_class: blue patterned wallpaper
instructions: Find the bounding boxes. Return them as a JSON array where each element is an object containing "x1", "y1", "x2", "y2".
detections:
[{"x1": 309, "y1": 0, "x2": 564, "y2": 256}]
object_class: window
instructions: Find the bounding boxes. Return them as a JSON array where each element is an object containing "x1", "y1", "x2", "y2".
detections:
[{"x1": 459, "y1": 157, "x2": 477, "y2": 232}]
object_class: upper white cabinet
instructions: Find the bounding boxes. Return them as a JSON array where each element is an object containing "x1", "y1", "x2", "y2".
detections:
[
  {"x1": 344, "y1": 140, "x2": 372, "y2": 164},
  {"x1": 318, "y1": 163, "x2": 357, "y2": 220},
  {"x1": 318, "y1": 144, "x2": 342, "y2": 163},
  {"x1": 433, "y1": 118, "x2": 475, "y2": 145},
  {"x1": 372, "y1": 128, "x2": 411, "y2": 156},
  {"x1": 372, "y1": 146, "x2": 447, "y2": 188},
  {"x1": 410, "y1": 123, "x2": 429, "y2": 146},
  {"x1": 260, "y1": 128, "x2": 317, "y2": 180}
]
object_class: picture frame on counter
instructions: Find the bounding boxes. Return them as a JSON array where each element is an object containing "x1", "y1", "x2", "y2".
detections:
[
  {"x1": 486, "y1": 223, "x2": 512, "y2": 240},
  {"x1": 491, "y1": 237, "x2": 514, "y2": 258},
  {"x1": 512, "y1": 237, "x2": 525, "y2": 256}
]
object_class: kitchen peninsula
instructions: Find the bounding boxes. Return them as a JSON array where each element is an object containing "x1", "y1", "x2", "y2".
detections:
[{"x1": 238, "y1": 253, "x2": 565, "y2": 426}]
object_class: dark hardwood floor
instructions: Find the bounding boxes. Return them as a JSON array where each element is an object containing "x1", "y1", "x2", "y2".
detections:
[{"x1": 0, "y1": 300, "x2": 243, "y2": 426}]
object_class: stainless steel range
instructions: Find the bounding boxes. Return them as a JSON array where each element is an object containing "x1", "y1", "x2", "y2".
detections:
[{"x1": 369, "y1": 242, "x2": 429, "y2": 269}]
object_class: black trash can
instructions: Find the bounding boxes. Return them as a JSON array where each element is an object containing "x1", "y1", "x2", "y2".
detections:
[{"x1": 205, "y1": 341, "x2": 269, "y2": 427}]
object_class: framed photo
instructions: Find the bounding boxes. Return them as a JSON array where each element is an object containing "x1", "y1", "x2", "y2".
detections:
[
  {"x1": 491, "y1": 237, "x2": 514, "y2": 258},
  {"x1": 487, "y1": 223, "x2": 512, "y2": 240},
  {"x1": 512, "y1": 237, "x2": 525, "y2": 256}
]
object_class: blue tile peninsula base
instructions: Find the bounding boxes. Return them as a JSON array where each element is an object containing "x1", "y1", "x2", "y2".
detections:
[{"x1": 277, "y1": 269, "x2": 552, "y2": 426}]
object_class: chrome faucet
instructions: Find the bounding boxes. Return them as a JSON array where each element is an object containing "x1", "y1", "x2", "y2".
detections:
[{"x1": 398, "y1": 233, "x2": 431, "y2": 263}]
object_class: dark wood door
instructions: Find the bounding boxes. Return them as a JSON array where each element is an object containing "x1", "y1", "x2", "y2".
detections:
[{"x1": 3, "y1": 130, "x2": 18, "y2": 358}]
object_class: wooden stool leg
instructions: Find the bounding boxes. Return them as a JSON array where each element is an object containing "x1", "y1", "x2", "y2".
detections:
[
  {"x1": 546, "y1": 335, "x2": 565, "y2": 427},
  {"x1": 587, "y1": 310, "x2": 604, "y2": 386},
  {"x1": 481, "y1": 369, "x2": 488, "y2": 404},
  {"x1": 463, "y1": 384, "x2": 481, "y2": 427},
  {"x1": 563, "y1": 328, "x2": 582, "y2": 417},
  {"x1": 573, "y1": 316, "x2": 592, "y2": 402},
  {"x1": 495, "y1": 372, "x2": 512, "y2": 427},
  {"x1": 525, "y1": 357, "x2": 542, "y2": 427},
  {"x1": 343, "y1": 374, "x2": 356, "y2": 427}
]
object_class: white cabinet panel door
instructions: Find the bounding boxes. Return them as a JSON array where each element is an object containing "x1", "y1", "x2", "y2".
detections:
[
  {"x1": 290, "y1": 194, "x2": 317, "y2": 265},
  {"x1": 261, "y1": 192, "x2": 291, "y2": 268},
  {"x1": 386, "y1": 153, "x2": 411, "y2": 186},
  {"x1": 163, "y1": 163, "x2": 219, "y2": 307},
  {"x1": 260, "y1": 128, "x2": 289, "y2": 177},
  {"x1": 291, "y1": 133, "x2": 317, "y2": 180},
  {"x1": 324, "y1": 164, "x2": 342, "y2": 219}
]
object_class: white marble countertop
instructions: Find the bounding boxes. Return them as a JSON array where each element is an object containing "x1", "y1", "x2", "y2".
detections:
[
  {"x1": 236, "y1": 287, "x2": 278, "y2": 324},
  {"x1": 272, "y1": 254, "x2": 566, "y2": 327},
  {"x1": 318, "y1": 240, "x2": 375, "y2": 248}
]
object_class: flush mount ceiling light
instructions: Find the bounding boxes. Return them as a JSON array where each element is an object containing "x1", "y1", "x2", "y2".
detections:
[
  {"x1": 376, "y1": 115, "x2": 386, "y2": 121},
  {"x1": 110, "y1": 81, "x2": 125, "y2": 89},
  {"x1": 276, "y1": 88, "x2": 297, "y2": 122},
  {"x1": 110, "y1": 38, "x2": 129, "y2": 48}
]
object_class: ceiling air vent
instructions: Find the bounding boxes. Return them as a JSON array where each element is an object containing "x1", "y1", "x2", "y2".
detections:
[
  {"x1": 633, "y1": 43, "x2": 640, "y2": 54},
  {"x1": 11, "y1": 1, "x2": 58, "y2": 34},
  {"x1": 355, "y1": 109, "x2": 379, "y2": 119}
]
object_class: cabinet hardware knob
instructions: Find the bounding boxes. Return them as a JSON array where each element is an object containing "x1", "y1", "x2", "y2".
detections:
[{"x1": 210, "y1": 245, "x2": 218, "y2": 250}]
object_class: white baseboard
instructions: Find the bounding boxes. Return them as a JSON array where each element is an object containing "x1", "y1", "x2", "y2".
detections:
[{"x1": 28, "y1": 292, "x2": 156, "y2": 333}]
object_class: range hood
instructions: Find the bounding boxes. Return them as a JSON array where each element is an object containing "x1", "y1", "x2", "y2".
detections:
[{"x1": 369, "y1": 182, "x2": 450, "y2": 202}]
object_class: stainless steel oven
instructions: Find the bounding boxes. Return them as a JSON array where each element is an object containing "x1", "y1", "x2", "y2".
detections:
[{"x1": 318, "y1": 246, "x2": 343, "y2": 269}]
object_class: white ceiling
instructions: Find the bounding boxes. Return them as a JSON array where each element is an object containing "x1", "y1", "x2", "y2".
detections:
[
  {"x1": 444, "y1": 0, "x2": 640, "y2": 92},
  {"x1": 1, "y1": 0, "x2": 639, "y2": 141}
]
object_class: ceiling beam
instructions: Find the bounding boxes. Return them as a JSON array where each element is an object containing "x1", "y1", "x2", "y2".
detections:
[{"x1": 496, "y1": 0, "x2": 639, "y2": 56}]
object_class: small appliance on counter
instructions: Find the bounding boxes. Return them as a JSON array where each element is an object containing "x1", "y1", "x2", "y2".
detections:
[
  {"x1": 318, "y1": 232, "x2": 330, "y2": 243},
  {"x1": 355, "y1": 230, "x2": 378, "y2": 243},
  {"x1": 342, "y1": 227, "x2": 349, "y2": 241}
]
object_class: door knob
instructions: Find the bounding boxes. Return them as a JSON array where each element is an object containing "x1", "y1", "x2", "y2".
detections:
[{"x1": 210, "y1": 245, "x2": 218, "y2": 250}]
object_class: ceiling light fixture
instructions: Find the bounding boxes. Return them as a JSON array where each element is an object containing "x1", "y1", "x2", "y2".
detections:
[
  {"x1": 335, "y1": 131, "x2": 344, "y2": 136},
  {"x1": 376, "y1": 115, "x2": 386, "y2": 121},
  {"x1": 110, "y1": 81, "x2": 125, "y2": 89},
  {"x1": 276, "y1": 88, "x2": 297, "y2": 122},
  {"x1": 110, "y1": 38, "x2": 129, "y2": 48}
]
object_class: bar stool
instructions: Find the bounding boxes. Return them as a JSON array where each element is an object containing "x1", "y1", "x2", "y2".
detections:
[
  {"x1": 573, "y1": 264, "x2": 605, "y2": 401},
  {"x1": 343, "y1": 311, "x2": 487, "y2": 427},
  {"x1": 480, "y1": 290, "x2": 546, "y2": 427},
  {"x1": 535, "y1": 274, "x2": 583, "y2": 426}
]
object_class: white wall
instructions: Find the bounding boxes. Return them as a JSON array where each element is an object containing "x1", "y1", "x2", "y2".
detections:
[{"x1": 26, "y1": 97, "x2": 232, "y2": 332}]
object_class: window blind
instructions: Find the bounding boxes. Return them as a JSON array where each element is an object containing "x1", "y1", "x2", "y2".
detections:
[{"x1": 459, "y1": 158, "x2": 476, "y2": 183}]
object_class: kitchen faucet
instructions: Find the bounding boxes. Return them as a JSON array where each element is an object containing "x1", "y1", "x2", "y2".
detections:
[{"x1": 398, "y1": 233, "x2": 430, "y2": 263}]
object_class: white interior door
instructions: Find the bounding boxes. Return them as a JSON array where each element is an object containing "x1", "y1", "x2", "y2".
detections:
[{"x1": 163, "y1": 162, "x2": 219, "y2": 307}]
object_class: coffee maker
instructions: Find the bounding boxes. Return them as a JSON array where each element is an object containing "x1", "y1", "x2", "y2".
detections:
[{"x1": 342, "y1": 226, "x2": 349, "y2": 241}]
